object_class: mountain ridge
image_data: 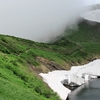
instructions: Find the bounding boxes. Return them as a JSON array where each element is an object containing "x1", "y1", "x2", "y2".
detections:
[{"x1": 0, "y1": 20, "x2": 100, "y2": 100}]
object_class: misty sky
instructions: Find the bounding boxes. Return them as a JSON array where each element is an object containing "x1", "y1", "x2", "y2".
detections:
[
  {"x1": 0, "y1": 0, "x2": 100, "y2": 42},
  {"x1": 84, "y1": 0, "x2": 100, "y2": 5}
]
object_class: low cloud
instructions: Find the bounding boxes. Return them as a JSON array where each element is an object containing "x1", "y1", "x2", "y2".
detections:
[{"x1": 0, "y1": 0, "x2": 99, "y2": 42}]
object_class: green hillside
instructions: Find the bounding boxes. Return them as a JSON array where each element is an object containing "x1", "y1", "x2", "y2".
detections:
[
  {"x1": 0, "y1": 20, "x2": 100, "y2": 100},
  {"x1": 0, "y1": 35, "x2": 62, "y2": 100},
  {"x1": 66, "y1": 21, "x2": 100, "y2": 57},
  {"x1": 67, "y1": 21, "x2": 100, "y2": 42},
  {"x1": 0, "y1": 34, "x2": 82, "y2": 100}
]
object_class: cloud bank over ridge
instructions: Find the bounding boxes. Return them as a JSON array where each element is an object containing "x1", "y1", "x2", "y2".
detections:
[{"x1": 0, "y1": 0, "x2": 100, "y2": 42}]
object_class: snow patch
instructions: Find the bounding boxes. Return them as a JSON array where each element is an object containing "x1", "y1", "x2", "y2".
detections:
[
  {"x1": 81, "y1": 9, "x2": 100, "y2": 23},
  {"x1": 40, "y1": 59, "x2": 100, "y2": 100}
]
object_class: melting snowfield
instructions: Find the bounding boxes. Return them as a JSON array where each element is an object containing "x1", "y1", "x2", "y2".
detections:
[
  {"x1": 81, "y1": 9, "x2": 100, "y2": 23},
  {"x1": 40, "y1": 59, "x2": 100, "y2": 100}
]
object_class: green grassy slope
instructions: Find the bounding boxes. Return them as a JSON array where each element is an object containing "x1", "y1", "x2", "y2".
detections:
[
  {"x1": 66, "y1": 21, "x2": 100, "y2": 57},
  {"x1": 0, "y1": 20, "x2": 100, "y2": 100},
  {"x1": 67, "y1": 21, "x2": 100, "y2": 42},
  {"x1": 0, "y1": 55, "x2": 60, "y2": 100},
  {"x1": 0, "y1": 34, "x2": 83, "y2": 100},
  {"x1": 0, "y1": 35, "x2": 62, "y2": 100}
]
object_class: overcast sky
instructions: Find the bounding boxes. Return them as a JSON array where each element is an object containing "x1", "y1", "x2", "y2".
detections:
[
  {"x1": 0, "y1": 0, "x2": 100, "y2": 42},
  {"x1": 84, "y1": 0, "x2": 100, "y2": 5}
]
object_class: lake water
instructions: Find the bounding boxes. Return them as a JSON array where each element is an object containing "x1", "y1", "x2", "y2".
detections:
[{"x1": 68, "y1": 79, "x2": 100, "y2": 100}]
